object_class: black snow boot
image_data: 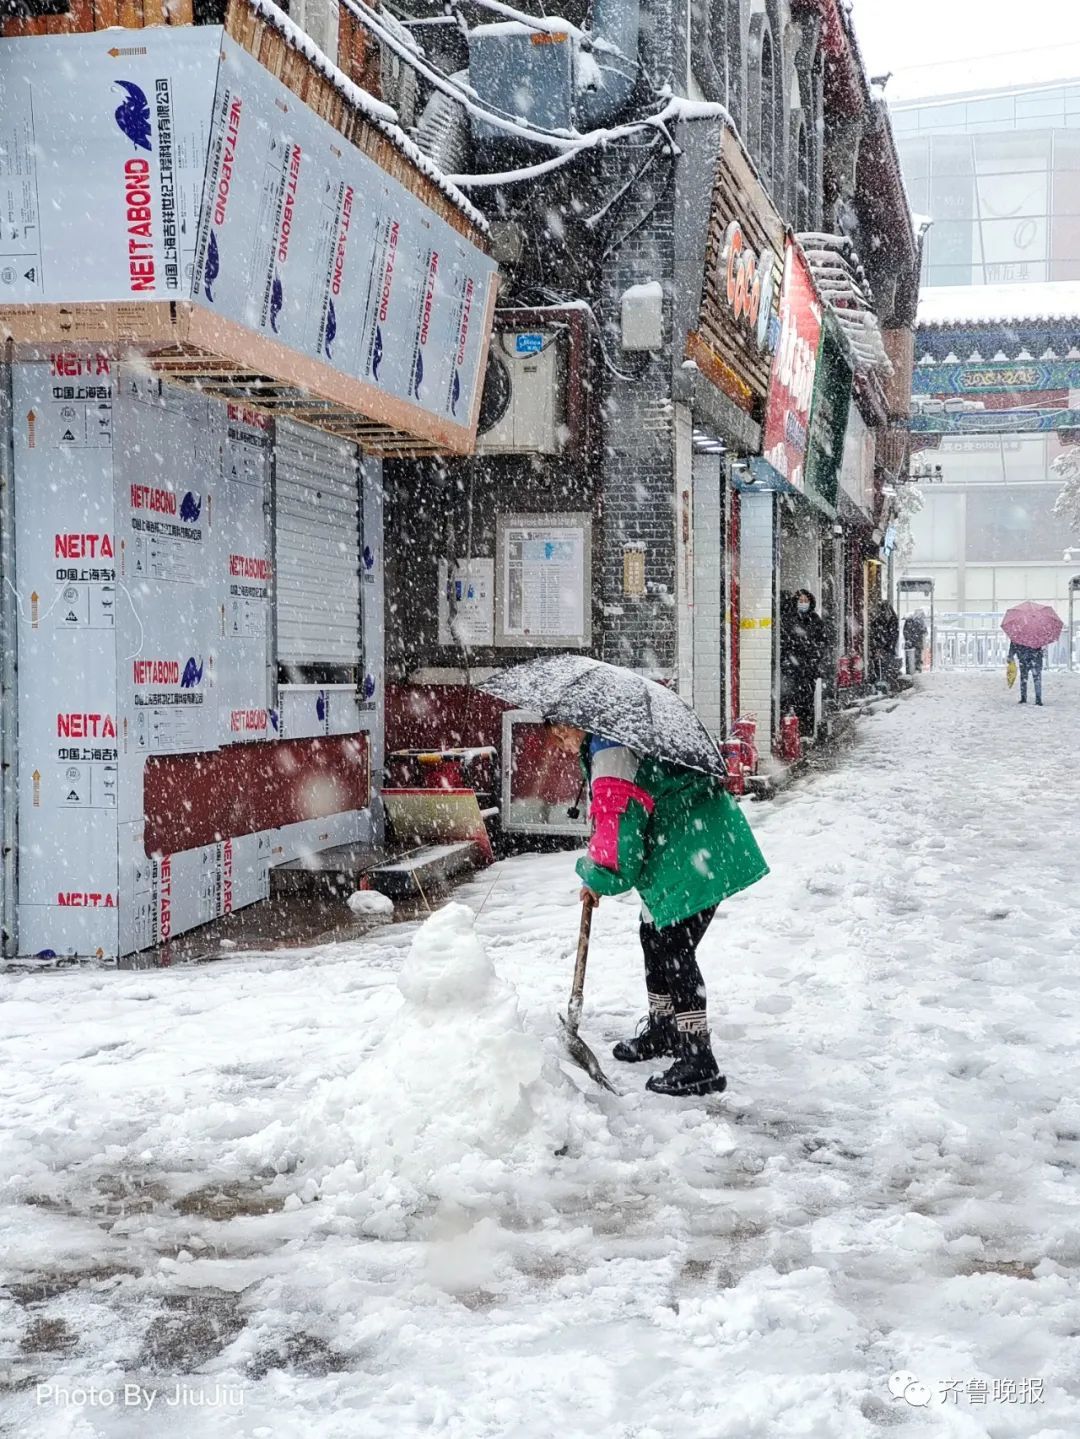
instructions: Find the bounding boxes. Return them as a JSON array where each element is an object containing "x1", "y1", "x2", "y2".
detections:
[
  {"x1": 646, "y1": 1038, "x2": 726, "y2": 1098},
  {"x1": 613, "y1": 1011, "x2": 677, "y2": 1063}
]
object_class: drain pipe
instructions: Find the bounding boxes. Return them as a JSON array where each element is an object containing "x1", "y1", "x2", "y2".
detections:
[{"x1": 0, "y1": 353, "x2": 19, "y2": 958}]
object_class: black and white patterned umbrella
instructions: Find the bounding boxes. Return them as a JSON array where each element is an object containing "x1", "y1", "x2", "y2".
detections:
[{"x1": 480, "y1": 655, "x2": 726, "y2": 778}]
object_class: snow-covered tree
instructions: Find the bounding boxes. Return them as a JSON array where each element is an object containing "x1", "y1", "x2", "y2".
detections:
[
  {"x1": 892, "y1": 481, "x2": 925, "y2": 574},
  {"x1": 1052, "y1": 449, "x2": 1080, "y2": 533}
]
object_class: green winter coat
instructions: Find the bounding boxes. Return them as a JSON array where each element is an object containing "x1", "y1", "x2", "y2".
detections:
[{"x1": 575, "y1": 742, "x2": 769, "y2": 928}]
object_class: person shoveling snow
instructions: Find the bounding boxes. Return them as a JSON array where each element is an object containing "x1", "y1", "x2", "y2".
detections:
[
  {"x1": 302, "y1": 903, "x2": 585, "y2": 1237},
  {"x1": 482, "y1": 657, "x2": 769, "y2": 1099},
  {"x1": 549, "y1": 725, "x2": 769, "y2": 1098}
]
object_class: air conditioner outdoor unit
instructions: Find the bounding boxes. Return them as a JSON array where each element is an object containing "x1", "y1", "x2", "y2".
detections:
[{"x1": 476, "y1": 328, "x2": 567, "y2": 455}]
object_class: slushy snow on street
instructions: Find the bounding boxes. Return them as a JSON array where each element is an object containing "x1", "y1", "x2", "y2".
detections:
[{"x1": 2, "y1": 674, "x2": 1079, "y2": 1436}]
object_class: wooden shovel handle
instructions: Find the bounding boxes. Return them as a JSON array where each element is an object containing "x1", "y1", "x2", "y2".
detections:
[{"x1": 569, "y1": 892, "x2": 595, "y2": 1011}]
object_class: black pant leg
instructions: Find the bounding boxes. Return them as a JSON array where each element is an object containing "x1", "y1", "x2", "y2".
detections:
[
  {"x1": 655, "y1": 907, "x2": 716, "y2": 1036},
  {"x1": 639, "y1": 916, "x2": 674, "y2": 1016},
  {"x1": 793, "y1": 682, "x2": 816, "y2": 737}
]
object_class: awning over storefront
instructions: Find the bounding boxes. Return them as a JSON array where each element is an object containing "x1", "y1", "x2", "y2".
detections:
[{"x1": 0, "y1": 1, "x2": 498, "y2": 456}]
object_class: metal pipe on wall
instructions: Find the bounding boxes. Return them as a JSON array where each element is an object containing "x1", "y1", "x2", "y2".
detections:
[{"x1": 0, "y1": 358, "x2": 19, "y2": 956}]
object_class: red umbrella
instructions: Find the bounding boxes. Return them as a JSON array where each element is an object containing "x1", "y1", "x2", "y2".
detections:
[{"x1": 1001, "y1": 602, "x2": 1064, "y2": 649}]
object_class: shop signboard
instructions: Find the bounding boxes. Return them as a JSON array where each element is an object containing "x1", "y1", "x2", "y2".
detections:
[
  {"x1": 838, "y1": 402, "x2": 876, "y2": 521},
  {"x1": 686, "y1": 125, "x2": 785, "y2": 418},
  {"x1": 804, "y1": 316, "x2": 854, "y2": 515},
  {"x1": 912, "y1": 359, "x2": 1080, "y2": 396},
  {"x1": 762, "y1": 242, "x2": 822, "y2": 493},
  {"x1": 0, "y1": 27, "x2": 497, "y2": 450}
]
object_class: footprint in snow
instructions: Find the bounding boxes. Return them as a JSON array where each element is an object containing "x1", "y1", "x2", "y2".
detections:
[{"x1": 755, "y1": 995, "x2": 794, "y2": 1016}]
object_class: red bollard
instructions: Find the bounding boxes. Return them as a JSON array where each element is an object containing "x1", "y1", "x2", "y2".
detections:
[
  {"x1": 720, "y1": 741, "x2": 746, "y2": 796},
  {"x1": 780, "y1": 714, "x2": 802, "y2": 763}
]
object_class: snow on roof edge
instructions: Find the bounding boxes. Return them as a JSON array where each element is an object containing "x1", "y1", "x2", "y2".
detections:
[{"x1": 917, "y1": 282, "x2": 1080, "y2": 329}]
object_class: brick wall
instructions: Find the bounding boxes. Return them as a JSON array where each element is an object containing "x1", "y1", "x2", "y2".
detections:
[{"x1": 592, "y1": 137, "x2": 680, "y2": 677}]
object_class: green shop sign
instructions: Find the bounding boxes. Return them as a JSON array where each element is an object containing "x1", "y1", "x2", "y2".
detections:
[{"x1": 804, "y1": 315, "x2": 853, "y2": 516}]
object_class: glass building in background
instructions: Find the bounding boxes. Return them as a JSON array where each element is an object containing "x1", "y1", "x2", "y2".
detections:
[
  {"x1": 894, "y1": 81, "x2": 1080, "y2": 286},
  {"x1": 892, "y1": 81, "x2": 1080, "y2": 646}
]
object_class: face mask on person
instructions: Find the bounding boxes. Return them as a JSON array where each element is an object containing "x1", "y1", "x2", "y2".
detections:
[{"x1": 797, "y1": 601, "x2": 810, "y2": 614}]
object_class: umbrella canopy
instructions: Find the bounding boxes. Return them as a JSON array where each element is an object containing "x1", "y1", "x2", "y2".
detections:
[
  {"x1": 1000, "y1": 602, "x2": 1063, "y2": 649},
  {"x1": 479, "y1": 655, "x2": 726, "y2": 778}
]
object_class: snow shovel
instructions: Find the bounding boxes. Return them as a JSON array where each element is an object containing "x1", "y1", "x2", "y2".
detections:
[{"x1": 559, "y1": 893, "x2": 618, "y2": 1094}]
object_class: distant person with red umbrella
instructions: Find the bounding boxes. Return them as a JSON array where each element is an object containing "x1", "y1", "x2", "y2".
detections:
[{"x1": 1001, "y1": 602, "x2": 1064, "y2": 707}]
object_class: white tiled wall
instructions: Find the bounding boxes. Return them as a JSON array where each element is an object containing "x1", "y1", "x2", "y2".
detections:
[
  {"x1": 739, "y1": 491, "x2": 776, "y2": 734},
  {"x1": 692, "y1": 454, "x2": 724, "y2": 739}
]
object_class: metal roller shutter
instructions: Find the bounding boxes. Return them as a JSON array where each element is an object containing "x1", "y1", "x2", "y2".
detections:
[{"x1": 274, "y1": 421, "x2": 361, "y2": 668}]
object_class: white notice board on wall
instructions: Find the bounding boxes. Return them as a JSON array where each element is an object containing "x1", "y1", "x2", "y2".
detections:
[
  {"x1": 496, "y1": 514, "x2": 591, "y2": 648},
  {"x1": 438, "y1": 557, "x2": 495, "y2": 647}
]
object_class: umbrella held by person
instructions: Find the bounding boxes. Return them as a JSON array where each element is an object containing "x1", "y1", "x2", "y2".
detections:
[
  {"x1": 482, "y1": 656, "x2": 769, "y2": 1099},
  {"x1": 1001, "y1": 601, "x2": 1063, "y2": 707}
]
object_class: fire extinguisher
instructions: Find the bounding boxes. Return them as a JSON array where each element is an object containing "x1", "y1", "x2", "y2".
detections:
[
  {"x1": 732, "y1": 716, "x2": 758, "y2": 774},
  {"x1": 720, "y1": 741, "x2": 746, "y2": 796}
]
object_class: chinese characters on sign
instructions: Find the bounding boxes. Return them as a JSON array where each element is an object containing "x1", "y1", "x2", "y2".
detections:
[
  {"x1": 497, "y1": 515, "x2": 590, "y2": 648},
  {"x1": 762, "y1": 241, "x2": 822, "y2": 493}
]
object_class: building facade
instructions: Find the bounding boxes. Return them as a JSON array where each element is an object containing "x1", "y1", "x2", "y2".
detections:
[
  {"x1": 895, "y1": 81, "x2": 1080, "y2": 288},
  {"x1": 378, "y1": 0, "x2": 918, "y2": 793},
  {"x1": 0, "y1": 0, "x2": 918, "y2": 957},
  {"x1": 897, "y1": 81, "x2": 1080, "y2": 650}
]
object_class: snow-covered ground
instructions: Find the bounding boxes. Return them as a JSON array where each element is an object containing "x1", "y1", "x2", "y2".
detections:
[{"x1": 3, "y1": 672, "x2": 1080, "y2": 1438}]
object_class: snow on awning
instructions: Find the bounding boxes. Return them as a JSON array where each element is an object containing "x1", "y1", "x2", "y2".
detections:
[
  {"x1": 797, "y1": 232, "x2": 893, "y2": 378},
  {"x1": 918, "y1": 282, "x2": 1080, "y2": 330}
]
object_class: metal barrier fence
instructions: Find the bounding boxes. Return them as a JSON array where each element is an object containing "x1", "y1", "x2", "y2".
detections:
[{"x1": 933, "y1": 617, "x2": 1077, "y2": 670}]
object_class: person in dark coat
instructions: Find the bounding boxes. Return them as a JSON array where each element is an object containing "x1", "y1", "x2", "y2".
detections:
[
  {"x1": 870, "y1": 600, "x2": 900, "y2": 686},
  {"x1": 903, "y1": 610, "x2": 928, "y2": 672},
  {"x1": 781, "y1": 589, "x2": 828, "y2": 737},
  {"x1": 1008, "y1": 641, "x2": 1045, "y2": 706}
]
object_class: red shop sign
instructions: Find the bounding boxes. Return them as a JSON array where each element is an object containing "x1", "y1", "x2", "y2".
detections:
[{"x1": 762, "y1": 241, "x2": 822, "y2": 492}]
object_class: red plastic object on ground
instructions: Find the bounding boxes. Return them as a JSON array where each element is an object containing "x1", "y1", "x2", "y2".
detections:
[
  {"x1": 424, "y1": 758, "x2": 464, "y2": 790},
  {"x1": 837, "y1": 655, "x2": 852, "y2": 688},
  {"x1": 780, "y1": 714, "x2": 802, "y2": 763},
  {"x1": 720, "y1": 741, "x2": 746, "y2": 796}
]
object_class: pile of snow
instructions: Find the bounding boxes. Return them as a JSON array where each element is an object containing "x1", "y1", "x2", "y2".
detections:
[
  {"x1": 299, "y1": 903, "x2": 586, "y2": 1237},
  {"x1": 346, "y1": 888, "x2": 395, "y2": 917}
]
